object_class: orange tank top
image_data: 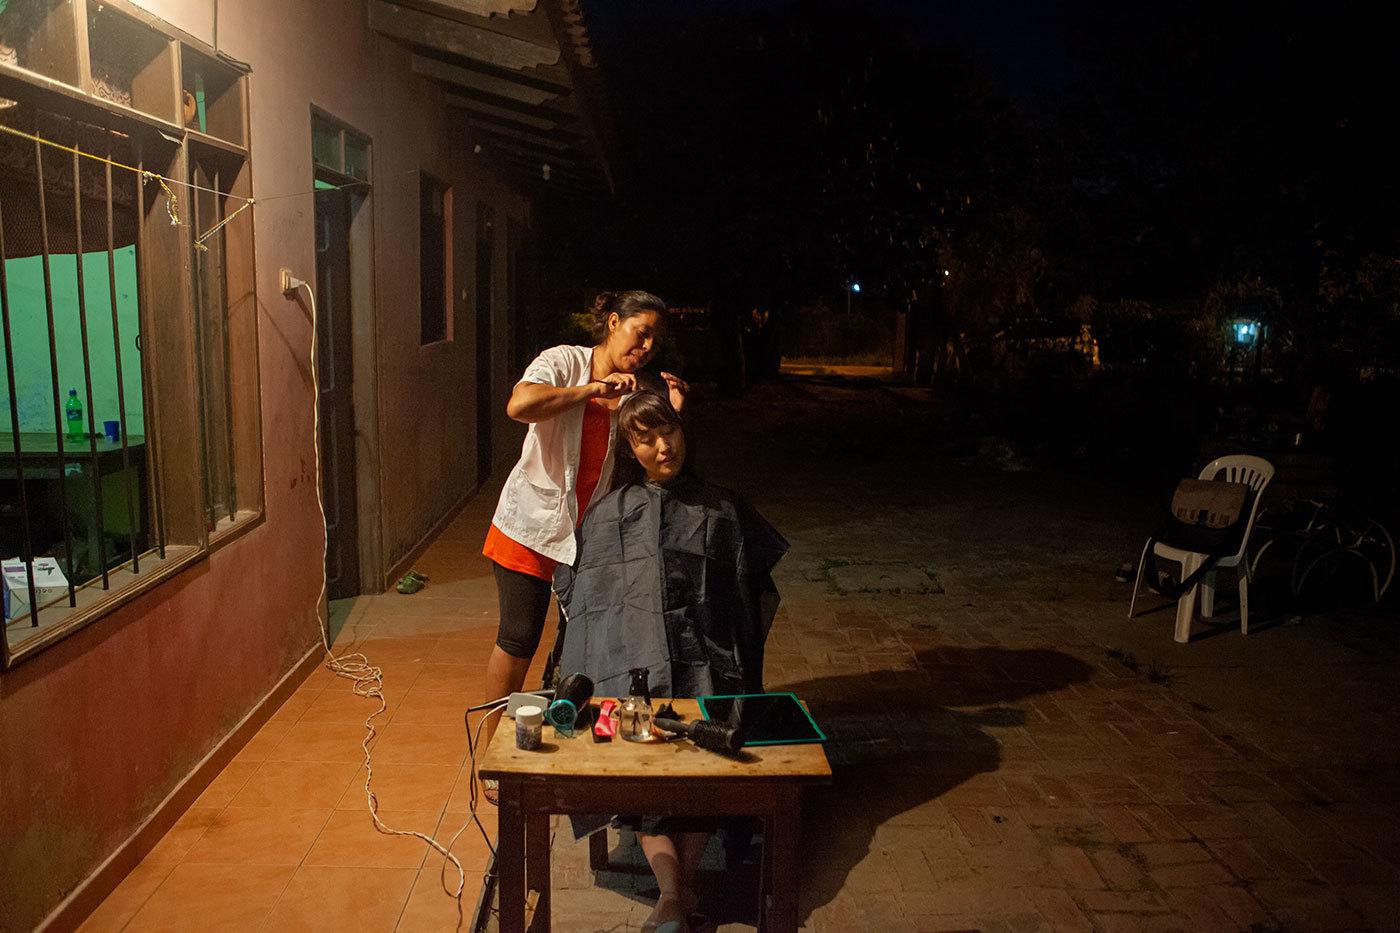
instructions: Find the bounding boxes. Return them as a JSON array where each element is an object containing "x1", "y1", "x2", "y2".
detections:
[{"x1": 483, "y1": 398, "x2": 612, "y2": 581}]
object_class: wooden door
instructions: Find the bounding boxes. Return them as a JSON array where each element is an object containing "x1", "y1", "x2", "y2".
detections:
[
  {"x1": 314, "y1": 187, "x2": 360, "y2": 597},
  {"x1": 475, "y1": 203, "x2": 495, "y2": 484}
]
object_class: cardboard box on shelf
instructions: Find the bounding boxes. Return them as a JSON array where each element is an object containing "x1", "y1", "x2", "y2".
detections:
[{"x1": 3, "y1": 557, "x2": 69, "y2": 623}]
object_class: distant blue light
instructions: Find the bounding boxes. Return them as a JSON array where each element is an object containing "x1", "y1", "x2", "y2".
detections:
[
  {"x1": 850, "y1": 282, "x2": 862, "y2": 293},
  {"x1": 1234, "y1": 321, "x2": 1259, "y2": 344}
]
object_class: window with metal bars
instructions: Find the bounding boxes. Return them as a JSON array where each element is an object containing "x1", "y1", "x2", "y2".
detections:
[
  {"x1": 1, "y1": 79, "x2": 262, "y2": 667},
  {"x1": 189, "y1": 148, "x2": 239, "y2": 531}
]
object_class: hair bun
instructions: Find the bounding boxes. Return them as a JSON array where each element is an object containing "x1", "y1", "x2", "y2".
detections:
[
  {"x1": 589, "y1": 290, "x2": 667, "y2": 343},
  {"x1": 591, "y1": 291, "x2": 618, "y2": 315}
]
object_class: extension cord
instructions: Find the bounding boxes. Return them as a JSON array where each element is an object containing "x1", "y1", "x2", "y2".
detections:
[
  {"x1": 294, "y1": 274, "x2": 488, "y2": 901},
  {"x1": 507, "y1": 690, "x2": 554, "y2": 717}
]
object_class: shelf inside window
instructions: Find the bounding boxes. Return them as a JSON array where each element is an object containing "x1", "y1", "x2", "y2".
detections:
[
  {"x1": 180, "y1": 45, "x2": 244, "y2": 147},
  {"x1": 187, "y1": 127, "x2": 246, "y2": 157},
  {"x1": 0, "y1": 0, "x2": 82, "y2": 87},
  {"x1": 86, "y1": 0, "x2": 176, "y2": 123}
]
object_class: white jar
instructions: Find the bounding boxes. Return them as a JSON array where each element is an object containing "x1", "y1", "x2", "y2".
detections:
[{"x1": 515, "y1": 705, "x2": 543, "y2": 751}]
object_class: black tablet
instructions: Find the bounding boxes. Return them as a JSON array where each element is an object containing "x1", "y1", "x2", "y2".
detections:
[{"x1": 697, "y1": 692, "x2": 827, "y2": 746}]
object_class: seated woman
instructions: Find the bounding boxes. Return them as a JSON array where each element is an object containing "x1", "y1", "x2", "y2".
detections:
[{"x1": 554, "y1": 390, "x2": 787, "y2": 933}]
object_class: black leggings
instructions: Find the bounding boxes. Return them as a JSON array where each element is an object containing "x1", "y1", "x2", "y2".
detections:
[{"x1": 493, "y1": 562, "x2": 553, "y2": 659}]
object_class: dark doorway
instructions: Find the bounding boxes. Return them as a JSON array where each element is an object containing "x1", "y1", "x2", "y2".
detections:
[
  {"x1": 475, "y1": 203, "x2": 496, "y2": 484},
  {"x1": 314, "y1": 183, "x2": 360, "y2": 599},
  {"x1": 506, "y1": 218, "x2": 530, "y2": 377}
]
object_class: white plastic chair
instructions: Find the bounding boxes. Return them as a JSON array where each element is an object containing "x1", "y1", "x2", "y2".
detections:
[{"x1": 1128, "y1": 455, "x2": 1274, "y2": 643}]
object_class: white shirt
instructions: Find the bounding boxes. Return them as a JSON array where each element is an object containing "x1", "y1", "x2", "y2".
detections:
[{"x1": 490, "y1": 345, "x2": 618, "y2": 565}]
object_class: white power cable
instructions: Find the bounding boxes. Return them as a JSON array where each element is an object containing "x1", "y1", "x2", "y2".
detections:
[
  {"x1": 296, "y1": 277, "x2": 471, "y2": 899},
  {"x1": 437, "y1": 703, "x2": 506, "y2": 899}
]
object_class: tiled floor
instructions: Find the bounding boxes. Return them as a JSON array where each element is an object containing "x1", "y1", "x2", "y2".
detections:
[
  {"x1": 79, "y1": 379, "x2": 1400, "y2": 931},
  {"x1": 79, "y1": 494, "x2": 532, "y2": 933}
]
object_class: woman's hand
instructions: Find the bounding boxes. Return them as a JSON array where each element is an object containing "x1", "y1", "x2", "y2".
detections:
[
  {"x1": 593, "y1": 372, "x2": 639, "y2": 400},
  {"x1": 660, "y1": 371, "x2": 690, "y2": 412}
]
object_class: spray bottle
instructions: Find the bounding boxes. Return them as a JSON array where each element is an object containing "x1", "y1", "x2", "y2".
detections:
[{"x1": 618, "y1": 667, "x2": 653, "y2": 742}]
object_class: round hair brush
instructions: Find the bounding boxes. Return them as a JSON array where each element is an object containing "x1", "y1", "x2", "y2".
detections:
[{"x1": 653, "y1": 715, "x2": 745, "y2": 754}]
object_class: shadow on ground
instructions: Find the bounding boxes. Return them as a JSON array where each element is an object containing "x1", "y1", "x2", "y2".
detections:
[{"x1": 585, "y1": 646, "x2": 1093, "y2": 928}]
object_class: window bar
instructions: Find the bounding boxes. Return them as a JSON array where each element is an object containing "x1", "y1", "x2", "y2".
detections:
[
  {"x1": 133, "y1": 154, "x2": 167, "y2": 559},
  {"x1": 187, "y1": 164, "x2": 215, "y2": 528},
  {"x1": 105, "y1": 142, "x2": 140, "y2": 574},
  {"x1": 73, "y1": 142, "x2": 110, "y2": 588},
  {"x1": 0, "y1": 187, "x2": 43, "y2": 628},
  {"x1": 214, "y1": 166, "x2": 237, "y2": 523},
  {"x1": 33, "y1": 133, "x2": 79, "y2": 607}
]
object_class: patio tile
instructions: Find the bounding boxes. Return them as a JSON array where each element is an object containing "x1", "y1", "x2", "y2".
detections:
[
  {"x1": 390, "y1": 688, "x2": 479, "y2": 728},
  {"x1": 296, "y1": 687, "x2": 401, "y2": 725},
  {"x1": 191, "y1": 759, "x2": 260, "y2": 809},
  {"x1": 226, "y1": 759, "x2": 360, "y2": 809},
  {"x1": 407, "y1": 663, "x2": 482, "y2": 694},
  {"x1": 76, "y1": 860, "x2": 175, "y2": 932},
  {"x1": 142, "y1": 807, "x2": 222, "y2": 866},
  {"x1": 230, "y1": 722, "x2": 293, "y2": 764},
  {"x1": 265, "y1": 685, "x2": 325, "y2": 729},
  {"x1": 265, "y1": 719, "x2": 376, "y2": 764},
  {"x1": 372, "y1": 721, "x2": 469, "y2": 767},
  {"x1": 263, "y1": 865, "x2": 416, "y2": 931},
  {"x1": 181, "y1": 807, "x2": 331, "y2": 865},
  {"x1": 396, "y1": 868, "x2": 480, "y2": 933},
  {"x1": 78, "y1": 392, "x2": 1400, "y2": 931},
  {"x1": 303, "y1": 808, "x2": 444, "y2": 870},
  {"x1": 336, "y1": 761, "x2": 459, "y2": 811},
  {"x1": 123, "y1": 862, "x2": 295, "y2": 932}
]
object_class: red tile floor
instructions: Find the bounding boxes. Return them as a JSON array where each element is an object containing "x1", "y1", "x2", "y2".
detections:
[
  {"x1": 74, "y1": 396, "x2": 1400, "y2": 932},
  {"x1": 80, "y1": 500, "x2": 533, "y2": 932}
]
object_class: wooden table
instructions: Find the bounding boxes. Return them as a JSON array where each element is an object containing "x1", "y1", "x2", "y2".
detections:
[
  {"x1": 1, "y1": 432, "x2": 146, "y2": 478},
  {"x1": 479, "y1": 699, "x2": 831, "y2": 933},
  {"x1": 0, "y1": 433, "x2": 148, "y2": 587}
]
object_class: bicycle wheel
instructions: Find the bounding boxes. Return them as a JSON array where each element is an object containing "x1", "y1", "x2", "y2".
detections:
[
  {"x1": 1250, "y1": 500, "x2": 1311, "y2": 581},
  {"x1": 1296, "y1": 547, "x2": 1381, "y2": 605},
  {"x1": 1354, "y1": 519, "x2": 1395, "y2": 600},
  {"x1": 1291, "y1": 523, "x2": 1344, "y2": 598}
]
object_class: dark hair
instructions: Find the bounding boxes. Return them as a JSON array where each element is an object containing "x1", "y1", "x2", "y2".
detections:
[
  {"x1": 617, "y1": 389, "x2": 683, "y2": 442},
  {"x1": 590, "y1": 290, "x2": 667, "y2": 343},
  {"x1": 611, "y1": 390, "x2": 688, "y2": 489}
]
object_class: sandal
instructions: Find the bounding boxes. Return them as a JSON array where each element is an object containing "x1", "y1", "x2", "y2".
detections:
[
  {"x1": 482, "y1": 778, "x2": 499, "y2": 807},
  {"x1": 640, "y1": 895, "x2": 688, "y2": 933},
  {"x1": 395, "y1": 572, "x2": 427, "y2": 594}
]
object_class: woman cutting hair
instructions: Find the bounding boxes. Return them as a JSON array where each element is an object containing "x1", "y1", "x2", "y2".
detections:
[{"x1": 480, "y1": 291, "x2": 687, "y2": 757}]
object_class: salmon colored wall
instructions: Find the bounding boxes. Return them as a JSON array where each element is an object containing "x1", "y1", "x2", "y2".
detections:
[
  {"x1": 0, "y1": 1, "x2": 526, "y2": 928},
  {"x1": 373, "y1": 126, "x2": 529, "y2": 570},
  {"x1": 125, "y1": 0, "x2": 214, "y2": 45}
]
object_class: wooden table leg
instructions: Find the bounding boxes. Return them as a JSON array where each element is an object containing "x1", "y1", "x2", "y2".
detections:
[
  {"x1": 765, "y1": 786, "x2": 801, "y2": 933},
  {"x1": 759, "y1": 813, "x2": 774, "y2": 932},
  {"x1": 497, "y1": 780, "x2": 526, "y2": 933},
  {"x1": 589, "y1": 828, "x2": 609, "y2": 872},
  {"x1": 527, "y1": 810, "x2": 551, "y2": 933}
]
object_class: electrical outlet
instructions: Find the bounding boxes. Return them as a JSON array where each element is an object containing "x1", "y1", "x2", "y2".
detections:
[{"x1": 279, "y1": 268, "x2": 300, "y2": 295}]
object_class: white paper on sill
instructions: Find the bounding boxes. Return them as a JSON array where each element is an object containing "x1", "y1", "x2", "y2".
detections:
[{"x1": 2, "y1": 557, "x2": 70, "y2": 622}]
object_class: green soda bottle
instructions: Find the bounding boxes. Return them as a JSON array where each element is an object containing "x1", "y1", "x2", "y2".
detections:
[{"x1": 65, "y1": 388, "x2": 84, "y2": 441}]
